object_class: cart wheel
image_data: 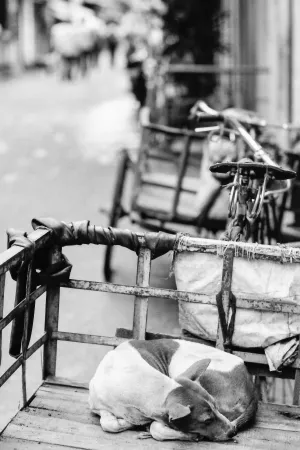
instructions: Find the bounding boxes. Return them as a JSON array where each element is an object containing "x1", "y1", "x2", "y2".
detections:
[{"x1": 104, "y1": 149, "x2": 130, "y2": 281}]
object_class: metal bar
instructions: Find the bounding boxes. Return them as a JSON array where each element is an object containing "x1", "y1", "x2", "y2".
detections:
[
  {"x1": 167, "y1": 236, "x2": 300, "y2": 262},
  {"x1": 233, "y1": 350, "x2": 300, "y2": 370},
  {"x1": 132, "y1": 248, "x2": 151, "y2": 339},
  {"x1": 293, "y1": 335, "x2": 300, "y2": 405},
  {"x1": 51, "y1": 330, "x2": 300, "y2": 372},
  {"x1": 0, "y1": 273, "x2": 5, "y2": 365},
  {"x1": 26, "y1": 333, "x2": 48, "y2": 359},
  {"x1": 115, "y1": 327, "x2": 300, "y2": 370},
  {"x1": 61, "y1": 279, "x2": 300, "y2": 315},
  {"x1": 0, "y1": 228, "x2": 51, "y2": 276},
  {"x1": 130, "y1": 129, "x2": 149, "y2": 212},
  {"x1": 288, "y1": 0, "x2": 294, "y2": 129},
  {"x1": 171, "y1": 136, "x2": 192, "y2": 219},
  {"x1": 142, "y1": 122, "x2": 205, "y2": 138},
  {"x1": 140, "y1": 177, "x2": 197, "y2": 194},
  {"x1": 216, "y1": 248, "x2": 235, "y2": 351},
  {"x1": 0, "y1": 333, "x2": 47, "y2": 389},
  {"x1": 116, "y1": 327, "x2": 182, "y2": 341},
  {"x1": 0, "y1": 357, "x2": 22, "y2": 389},
  {"x1": 167, "y1": 64, "x2": 269, "y2": 75},
  {"x1": 43, "y1": 246, "x2": 61, "y2": 379},
  {"x1": 0, "y1": 285, "x2": 46, "y2": 333},
  {"x1": 52, "y1": 331, "x2": 126, "y2": 347},
  {"x1": 21, "y1": 262, "x2": 33, "y2": 406}
]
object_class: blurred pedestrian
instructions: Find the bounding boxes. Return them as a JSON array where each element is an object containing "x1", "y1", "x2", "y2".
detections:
[
  {"x1": 106, "y1": 21, "x2": 119, "y2": 67},
  {"x1": 126, "y1": 36, "x2": 148, "y2": 109}
]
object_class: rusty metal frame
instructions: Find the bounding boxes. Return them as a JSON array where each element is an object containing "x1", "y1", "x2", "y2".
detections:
[
  {"x1": 0, "y1": 228, "x2": 51, "y2": 401},
  {"x1": 1, "y1": 227, "x2": 300, "y2": 407},
  {"x1": 130, "y1": 120, "x2": 205, "y2": 224}
]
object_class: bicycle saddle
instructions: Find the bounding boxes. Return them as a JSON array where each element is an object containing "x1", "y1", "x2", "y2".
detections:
[{"x1": 210, "y1": 161, "x2": 296, "y2": 180}]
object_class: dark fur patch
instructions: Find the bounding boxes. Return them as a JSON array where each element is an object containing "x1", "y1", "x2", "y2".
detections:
[
  {"x1": 129, "y1": 339, "x2": 179, "y2": 375},
  {"x1": 199, "y1": 364, "x2": 256, "y2": 422}
]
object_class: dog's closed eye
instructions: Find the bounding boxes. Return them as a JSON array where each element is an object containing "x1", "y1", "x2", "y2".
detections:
[{"x1": 203, "y1": 416, "x2": 214, "y2": 425}]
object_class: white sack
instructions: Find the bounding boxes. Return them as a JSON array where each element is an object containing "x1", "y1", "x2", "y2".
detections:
[
  {"x1": 175, "y1": 252, "x2": 300, "y2": 348},
  {"x1": 265, "y1": 338, "x2": 298, "y2": 371}
]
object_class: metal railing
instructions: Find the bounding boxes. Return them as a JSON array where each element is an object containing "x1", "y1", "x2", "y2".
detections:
[{"x1": 1, "y1": 226, "x2": 300, "y2": 413}]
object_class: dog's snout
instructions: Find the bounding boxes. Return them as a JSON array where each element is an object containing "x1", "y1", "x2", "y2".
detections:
[{"x1": 227, "y1": 427, "x2": 237, "y2": 439}]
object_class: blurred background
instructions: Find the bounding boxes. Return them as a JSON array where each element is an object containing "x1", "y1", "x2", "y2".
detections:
[{"x1": 1, "y1": 0, "x2": 300, "y2": 430}]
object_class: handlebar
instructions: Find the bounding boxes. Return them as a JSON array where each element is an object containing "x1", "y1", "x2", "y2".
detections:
[
  {"x1": 194, "y1": 111, "x2": 276, "y2": 166},
  {"x1": 191, "y1": 100, "x2": 300, "y2": 130},
  {"x1": 192, "y1": 101, "x2": 294, "y2": 194}
]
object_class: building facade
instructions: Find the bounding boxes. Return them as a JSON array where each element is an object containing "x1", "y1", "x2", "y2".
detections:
[{"x1": 221, "y1": 0, "x2": 296, "y2": 134}]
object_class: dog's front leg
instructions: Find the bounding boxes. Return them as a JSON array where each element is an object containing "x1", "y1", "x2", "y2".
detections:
[
  {"x1": 149, "y1": 421, "x2": 200, "y2": 441},
  {"x1": 99, "y1": 410, "x2": 134, "y2": 433}
]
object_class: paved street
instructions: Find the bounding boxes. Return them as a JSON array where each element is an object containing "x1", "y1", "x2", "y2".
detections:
[{"x1": 0, "y1": 50, "x2": 179, "y2": 429}]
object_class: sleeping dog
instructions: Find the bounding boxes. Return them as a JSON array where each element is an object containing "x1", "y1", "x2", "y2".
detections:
[{"x1": 89, "y1": 339, "x2": 258, "y2": 441}]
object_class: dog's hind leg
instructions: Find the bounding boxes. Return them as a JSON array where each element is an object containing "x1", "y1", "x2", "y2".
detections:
[{"x1": 99, "y1": 410, "x2": 134, "y2": 433}]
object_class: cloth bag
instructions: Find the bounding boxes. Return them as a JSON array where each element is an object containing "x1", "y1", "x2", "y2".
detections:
[{"x1": 175, "y1": 251, "x2": 300, "y2": 348}]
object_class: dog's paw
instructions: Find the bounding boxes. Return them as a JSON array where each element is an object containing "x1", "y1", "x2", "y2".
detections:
[
  {"x1": 136, "y1": 431, "x2": 152, "y2": 440},
  {"x1": 192, "y1": 434, "x2": 204, "y2": 442}
]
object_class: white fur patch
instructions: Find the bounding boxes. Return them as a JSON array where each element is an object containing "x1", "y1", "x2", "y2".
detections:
[
  {"x1": 89, "y1": 341, "x2": 178, "y2": 424},
  {"x1": 168, "y1": 340, "x2": 243, "y2": 379}
]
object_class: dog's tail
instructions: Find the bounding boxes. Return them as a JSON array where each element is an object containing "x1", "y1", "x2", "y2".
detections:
[{"x1": 232, "y1": 394, "x2": 259, "y2": 431}]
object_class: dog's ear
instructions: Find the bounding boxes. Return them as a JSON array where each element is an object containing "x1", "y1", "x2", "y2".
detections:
[
  {"x1": 177, "y1": 359, "x2": 211, "y2": 382},
  {"x1": 168, "y1": 403, "x2": 191, "y2": 424}
]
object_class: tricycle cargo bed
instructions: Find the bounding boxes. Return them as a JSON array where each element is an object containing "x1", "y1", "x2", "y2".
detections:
[
  {"x1": 1, "y1": 220, "x2": 300, "y2": 449},
  {"x1": 1, "y1": 377, "x2": 300, "y2": 450}
]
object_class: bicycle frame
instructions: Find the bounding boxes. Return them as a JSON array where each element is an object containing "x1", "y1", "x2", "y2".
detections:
[{"x1": 192, "y1": 101, "x2": 296, "y2": 242}]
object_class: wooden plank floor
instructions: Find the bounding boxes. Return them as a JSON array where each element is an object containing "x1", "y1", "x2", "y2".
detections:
[{"x1": 1, "y1": 380, "x2": 300, "y2": 449}]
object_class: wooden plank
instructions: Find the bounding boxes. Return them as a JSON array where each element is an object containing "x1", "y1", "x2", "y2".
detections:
[
  {"x1": 31, "y1": 394, "x2": 90, "y2": 414},
  {"x1": 43, "y1": 380, "x2": 89, "y2": 392},
  {"x1": 3, "y1": 389, "x2": 300, "y2": 450},
  {"x1": 3, "y1": 413, "x2": 164, "y2": 450},
  {"x1": 37, "y1": 385, "x2": 88, "y2": 400},
  {"x1": 0, "y1": 436, "x2": 75, "y2": 450},
  {"x1": 0, "y1": 273, "x2": 5, "y2": 365},
  {"x1": 28, "y1": 405, "x2": 99, "y2": 426},
  {"x1": 45, "y1": 376, "x2": 89, "y2": 390},
  {"x1": 260, "y1": 401, "x2": 300, "y2": 415},
  {"x1": 0, "y1": 229, "x2": 51, "y2": 276},
  {"x1": 4, "y1": 409, "x2": 300, "y2": 450},
  {"x1": 32, "y1": 388, "x2": 300, "y2": 433},
  {"x1": 61, "y1": 279, "x2": 300, "y2": 315},
  {"x1": 43, "y1": 246, "x2": 61, "y2": 379},
  {"x1": 132, "y1": 248, "x2": 151, "y2": 340},
  {"x1": 52, "y1": 331, "x2": 126, "y2": 347}
]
